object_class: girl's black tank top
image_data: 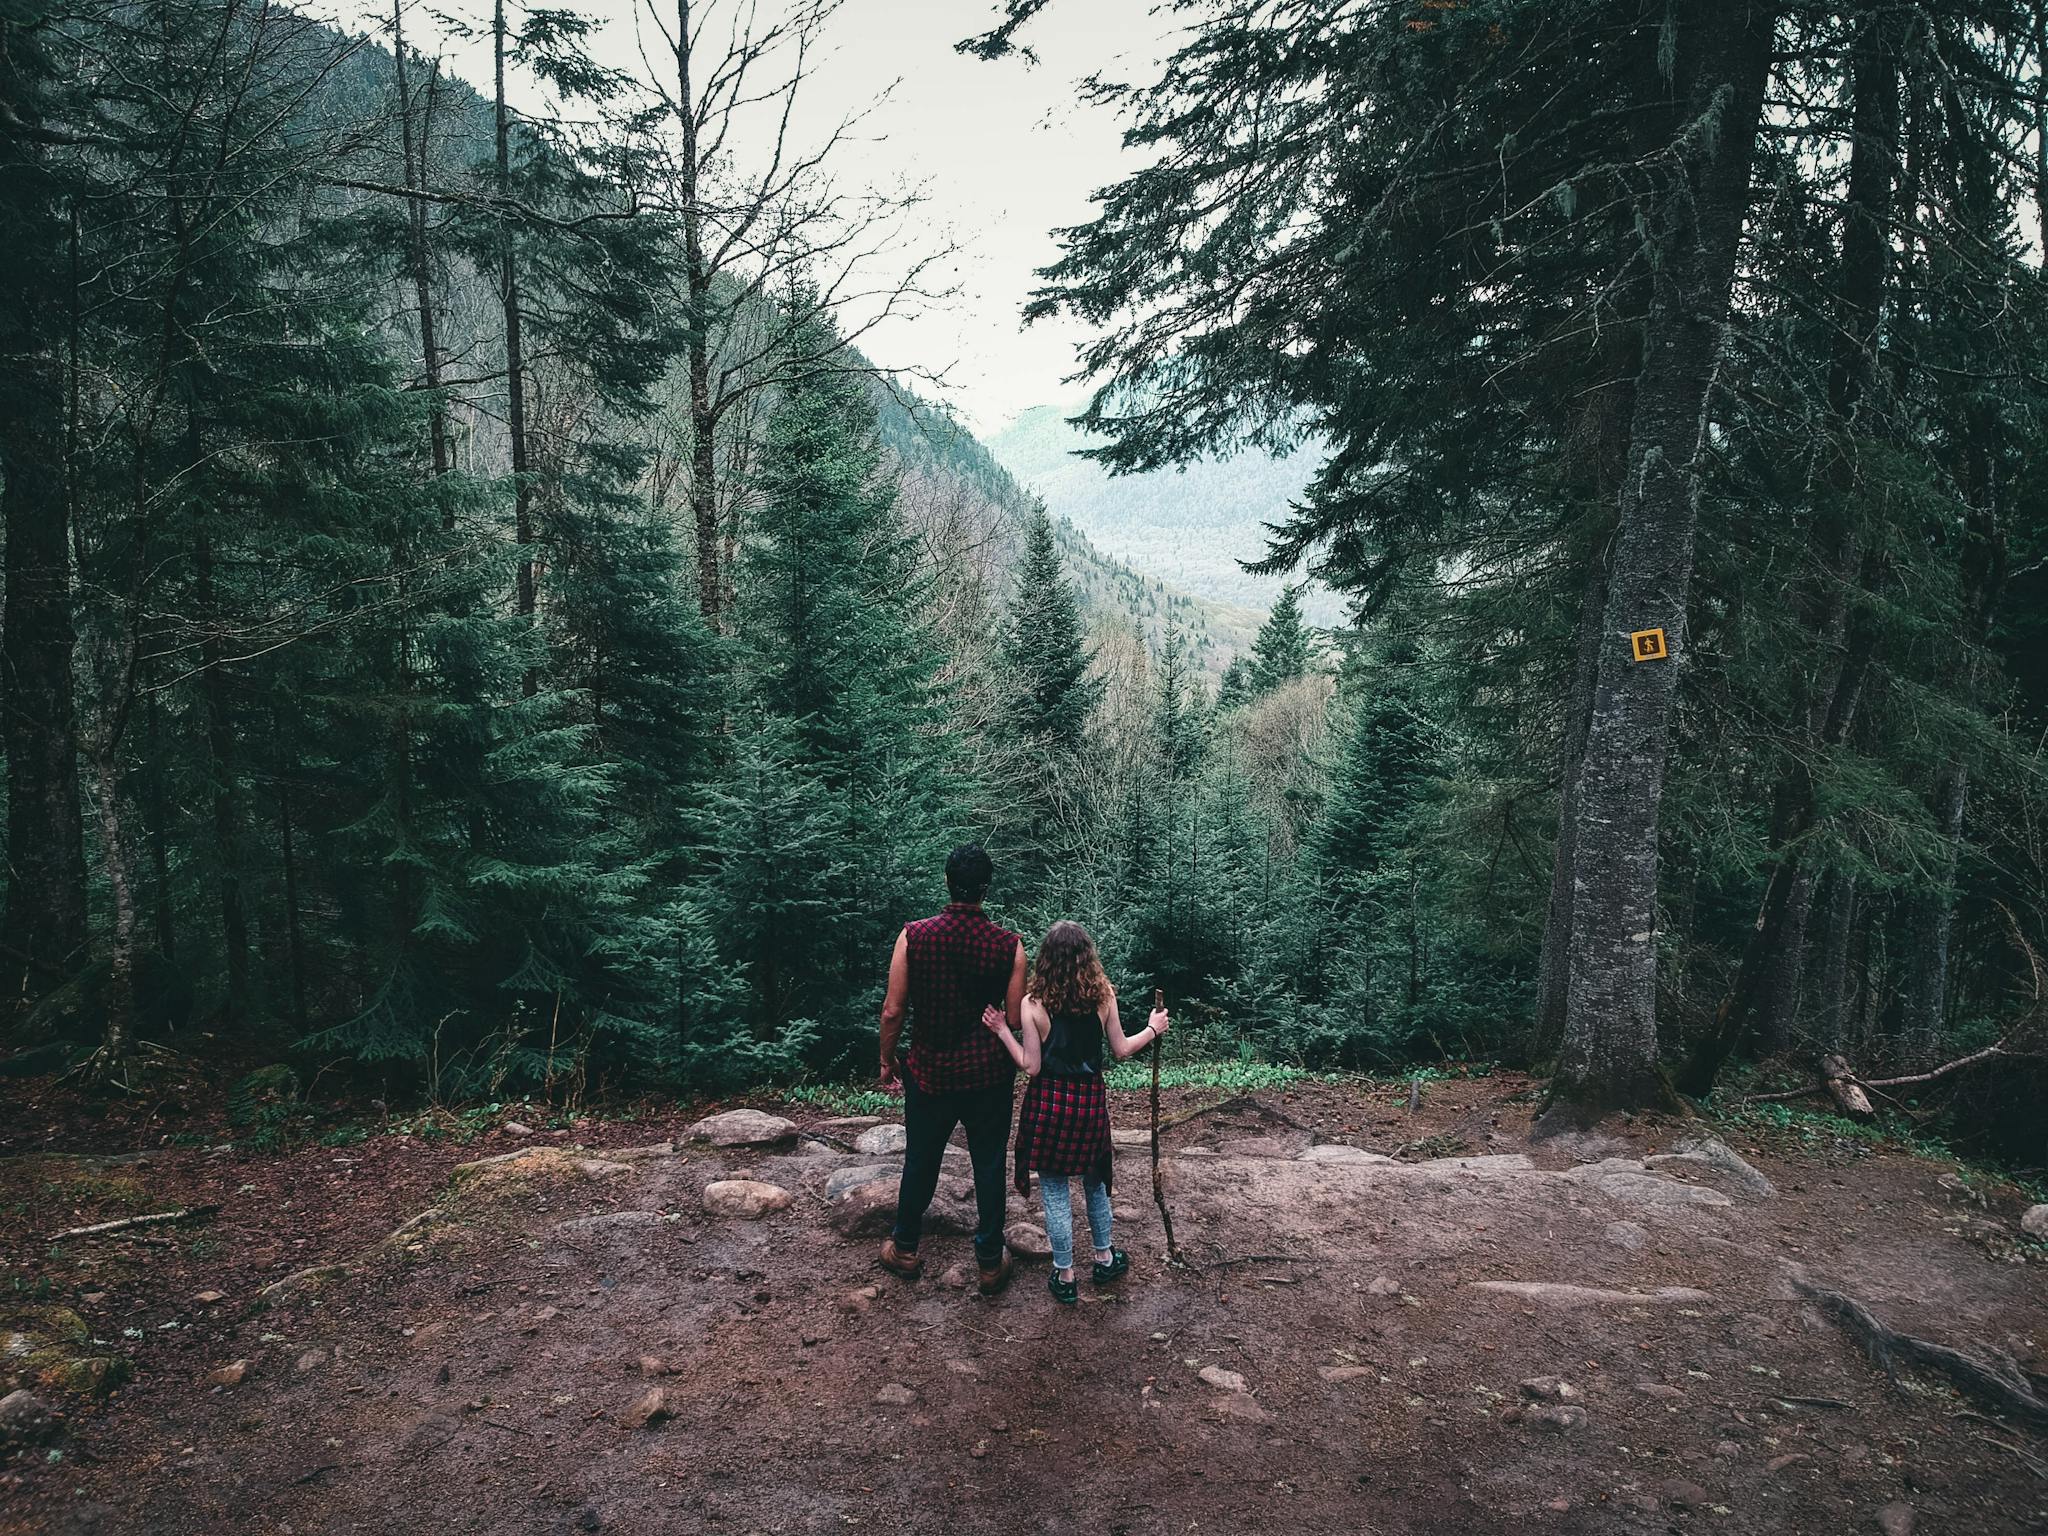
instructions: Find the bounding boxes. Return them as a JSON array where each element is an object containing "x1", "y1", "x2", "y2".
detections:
[{"x1": 1042, "y1": 1008, "x2": 1104, "y2": 1079}]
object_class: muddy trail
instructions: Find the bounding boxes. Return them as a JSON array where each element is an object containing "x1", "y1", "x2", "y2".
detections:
[{"x1": 3, "y1": 1073, "x2": 2044, "y2": 1535}]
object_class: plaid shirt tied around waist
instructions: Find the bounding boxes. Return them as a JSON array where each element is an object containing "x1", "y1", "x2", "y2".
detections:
[{"x1": 901, "y1": 902, "x2": 1020, "y2": 1094}]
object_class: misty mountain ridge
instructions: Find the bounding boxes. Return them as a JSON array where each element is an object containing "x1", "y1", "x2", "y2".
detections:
[{"x1": 988, "y1": 402, "x2": 1343, "y2": 626}]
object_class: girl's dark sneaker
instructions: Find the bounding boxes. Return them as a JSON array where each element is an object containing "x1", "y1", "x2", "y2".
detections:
[
  {"x1": 1091, "y1": 1249, "x2": 1130, "y2": 1287},
  {"x1": 1048, "y1": 1270, "x2": 1079, "y2": 1306}
]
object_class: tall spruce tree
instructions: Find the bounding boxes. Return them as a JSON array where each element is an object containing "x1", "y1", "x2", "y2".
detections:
[{"x1": 1248, "y1": 584, "x2": 1312, "y2": 696}]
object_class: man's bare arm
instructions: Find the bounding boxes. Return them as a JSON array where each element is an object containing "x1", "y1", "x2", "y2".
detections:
[
  {"x1": 879, "y1": 930, "x2": 910, "y2": 1086},
  {"x1": 1004, "y1": 941, "x2": 1026, "y2": 1032}
]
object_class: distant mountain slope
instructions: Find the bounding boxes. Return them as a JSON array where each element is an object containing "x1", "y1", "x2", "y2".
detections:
[
  {"x1": 987, "y1": 403, "x2": 1342, "y2": 626},
  {"x1": 877, "y1": 394, "x2": 1261, "y2": 674}
]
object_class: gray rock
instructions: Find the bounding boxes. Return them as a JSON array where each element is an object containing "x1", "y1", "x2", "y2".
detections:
[
  {"x1": 0, "y1": 1390, "x2": 55, "y2": 1445},
  {"x1": 830, "y1": 1178, "x2": 973, "y2": 1238},
  {"x1": 554, "y1": 1210, "x2": 665, "y2": 1235},
  {"x1": 1470, "y1": 1281, "x2": 1713, "y2": 1308},
  {"x1": 1004, "y1": 1221, "x2": 1052, "y2": 1259},
  {"x1": 1875, "y1": 1503, "x2": 1915, "y2": 1536},
  {"x1": 684, "y1": 1109, "x2": 797, "y2": 1148},
  {"x1": 825, "y1": 1164, "x2": 900, "y2": 1201},
  {"x1": 1366, "y1": 1276, "x2": 1401, "y2": 1296},
  {"x1": 853, "y1": 1124, "x2": 908, "y2": 1156},
  {"x1": 621, "y1": 1387, "x2": 670, "y2": 1428},
  {"x1": 503, "y1": 1121, "x2": 534, "y2": 1137},
  {"x1": 1647, "y1": 1133, "x2": 1776, "y2": 1199},
  {"x1": 2020, "y1": 1204, "x2": 2048, "y2": 1240},
  {"x1": 873, "y1": 1382, "x2": 917, "y2": 1407},
  {"x1": 1198, "y1": 1365, "x2": 1249, "y2": 1393},
  {"x1": 1522, "y1": 1403, "x2": 1586, "y2": 1432},
  {"x1": 1604, "y1": 1220, "x2": 1649, "y2": 1251},
  {"x1": 1210, "y1": 1392, "x2": 1271, "y2": 1423},
  {"x1": 700, "y1": 1179, "x2": 794, "y2": 1219},
  {"x1": 294, "y1": 1348, "x2": 327, "y2": 1374},
  {"x1": 1299, "y1": 1144, "x2": 1395, "y2": 1165},
  {"x1": 1591, "y1": 1171, "x2": 1735, "y2": 1210},
  {"x1": 1519, "y1": 1376, "x2": 1578, "y2": 1402}
]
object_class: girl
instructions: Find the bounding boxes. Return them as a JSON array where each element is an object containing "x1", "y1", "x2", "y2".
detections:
[{"x1": 985, "y1": 921, "x2": 1170, "y2": 1303}]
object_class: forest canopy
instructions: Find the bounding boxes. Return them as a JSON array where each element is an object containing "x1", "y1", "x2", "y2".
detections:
[{"x1": 1, "y1": 0, "x2": 2044, "y2": 1162}]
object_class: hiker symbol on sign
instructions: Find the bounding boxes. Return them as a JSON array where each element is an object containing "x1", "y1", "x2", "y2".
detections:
[{"x1": 1630, "y1": 628, "x2": 1667, "y2": 662}]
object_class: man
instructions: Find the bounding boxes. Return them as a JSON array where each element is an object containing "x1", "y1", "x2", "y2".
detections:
[{"x1": 877, "y1": 844, "x2": 1026, "y2": 1295}]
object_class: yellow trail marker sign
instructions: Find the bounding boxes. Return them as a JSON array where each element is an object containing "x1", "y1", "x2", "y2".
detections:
[{"x1": 1630, "y1": 628, "x2": 1668, "y2": 662}]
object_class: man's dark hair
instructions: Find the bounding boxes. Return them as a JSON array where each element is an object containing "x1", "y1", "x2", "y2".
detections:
[{"x1": 945, "y1": 844, "x2": 994, "y2": 903}]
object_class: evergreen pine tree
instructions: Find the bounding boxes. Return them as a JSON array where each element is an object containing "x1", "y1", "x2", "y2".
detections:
[{"x1": 1248, "y1": 584, "x2": 1312, "y2": 696}]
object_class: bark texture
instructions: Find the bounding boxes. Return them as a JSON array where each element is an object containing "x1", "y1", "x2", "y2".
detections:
[{"x1": 1551, "y1": 1, "x2": 1774, "y2": 1113}]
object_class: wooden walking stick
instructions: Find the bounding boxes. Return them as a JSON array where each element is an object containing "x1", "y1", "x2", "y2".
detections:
[{"x1": 1149, "y1": 987, "x2": 1183, "y2": 1266}]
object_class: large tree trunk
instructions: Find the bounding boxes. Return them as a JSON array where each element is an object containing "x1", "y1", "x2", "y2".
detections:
[
  {"x1": 193, "y1": 529, "x2": 249, "y2": 1024},
  {"x1": 675, "y1": 0, "x2": 721, "y2": 631},
  {"x1": 1, "y1": 388, "x2": 88, "y2": 1009},
  {"x1": 1533, "y1": 532, "x2": 1610, "y2": 1058},
  {"x1": 1548, "y1": 0, "x2": 1774, "y2": 1117},
  {"x1": 1807, "y1": 867, "x2": 1858, "y2": 1050},
  {"x1": 1677, "y1": 1, "x2": 1896, "y2": 1095},
  {"x1": 393, "y1": 1, "x2": 450, "y2": 485},
  {"x1": 0, "y1": 23, "x2": 89, "y2": 1016},
  {"x1": 494, "y1": 0, "x2": 536, "y2": 653}
]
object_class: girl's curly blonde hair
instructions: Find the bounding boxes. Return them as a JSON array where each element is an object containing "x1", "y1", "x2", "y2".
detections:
[{"x1": 1028, "y1": 920, "x2": 1111, "y2": 1016}]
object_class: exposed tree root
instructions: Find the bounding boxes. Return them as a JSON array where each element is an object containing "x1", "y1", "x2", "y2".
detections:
[{"x1": 1794, "y1": 1275, "x2": 2048, "y2": 1428}]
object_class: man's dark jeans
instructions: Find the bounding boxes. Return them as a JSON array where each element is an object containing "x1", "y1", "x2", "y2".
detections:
[{"x1": 891, "y1": 1076, "x2": 1014, "y2": 1265}]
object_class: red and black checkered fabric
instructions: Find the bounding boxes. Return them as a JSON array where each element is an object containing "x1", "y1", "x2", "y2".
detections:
[
  {"x1": 1012, "y1": 1073, "x2": 1114, "y2": 1196},
  {"x1": 902, "y1": 903, "x2": 1021, "y2": 1095}
]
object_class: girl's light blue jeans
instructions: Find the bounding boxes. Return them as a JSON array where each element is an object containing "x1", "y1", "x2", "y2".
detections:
[{"x1": 1038, "y1": 1174, "x2": 1112, "y2": 1272}]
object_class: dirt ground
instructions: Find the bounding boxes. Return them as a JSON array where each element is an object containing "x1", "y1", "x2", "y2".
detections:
[{"x1": 3, "y1": 1070, "x2": 2044, "y2": 1536}]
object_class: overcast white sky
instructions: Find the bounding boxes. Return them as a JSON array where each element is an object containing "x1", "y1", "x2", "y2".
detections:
[{"x1": 342, "y1": 0, "x2": 1180, "y2": 435}]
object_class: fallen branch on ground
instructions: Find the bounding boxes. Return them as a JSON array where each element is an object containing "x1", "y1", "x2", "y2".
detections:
[
  {"x1": 1794, "y1": 1276, "x2": 2048, "y2": 1427},
  {"x1": 47, "y1": 1205, "x2": 220, "y2": 1242}
]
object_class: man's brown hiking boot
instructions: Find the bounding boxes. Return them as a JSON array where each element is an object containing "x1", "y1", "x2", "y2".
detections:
[
  {"x1": 976, "y1": 1250, "x2": 1014, "y2": 1297},
  {"x1": 877, "y1": 1239, "x2": 923, "y2": 1279}
]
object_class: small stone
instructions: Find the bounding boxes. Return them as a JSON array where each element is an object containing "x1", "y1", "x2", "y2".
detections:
[
  {"x1": 503, "y1": 1121, "x2": 534, "y2": 1137},
  {"x1": 1519, "y1": 1375, "x2": 1577, "y2": 1402},
  {"x1": 636, "y1": 1355, "x2": 668, "y2": 1378},
  {"x1": 191, "y1": 1290, "x2": 225, "y2": 1306},
  {"x1": 621, "y1": 1388, "x2": 670, "y2": 1429},
  {"x1": 1656, "y1": 1479, "x2": 1709, "y2": 1509},
  {"x1": 1523, "y1": 1404, "x2": 1586, "y2": 1432},
  {"x1": 701, "y1": 1179, "x2": 794, "y2": 1219},
  {"x1": 2021, "y1": 1204, "x2": 2048, "y2": 1240},
  {"x1": 1210, "y1": 1393, "x2": 1271, "y2": 1424},
  {"x1": 873, "y1": 1382, "x2": 917, "y2": 1407},
  {"x1": 294, "y1": 1349, "x2": 326, "y2": 1374},
  {"x1": 207, "y1": 1361, "x2": 249, "y2": 1387},
  {"x1": 1004, "y1": 1222, "x2": 1052, "y2": 1259},
  {"x1": 1765, "y1": 1454, "x2": 1810, "y2": 1475},
  {"x1": 1713, "y1": 1439, "x2": 1741, "y2": 1459},
  {"x1": 825, "y1": 1164, "x2": 899, "y2": 1201},
  {"x1": 0, "y1": 1390, "x2": 55, "y2": 1445},
  {"x1": 939, "y1": 1264, "x2": 972, "y2": 1291},
  {"x1": 684, "y1": 1109, "x2": 797, "y2": 1148},
  {"x1": 970, "y1": 1438, "x2": 989, "y2": 1458},
  {"x1": 1299, "y1": 1142, "x2": 1393, "y2": 1164},
  {"x1": 854, "y1": 1124, "x2": 908, "y2": 1156},
  {"x1": 1636, "y1": 1381, "x2": 1683, "y2": 1400},
  {"x1": 838, "y1": 1288, "x2": 875, "y2": 1315},
  {"x1": 1544, "y1": 1498, "x2": 1570, "y2": 1513},
  {"x1": 1875, "y1": 1503, "x2": 1915, "y2": 1536},
  {"x1": 1366, "y1": 1276, "x2": 1400, "y2": 1296},
  {"x1": 945, "y1": 1359, "x2": 982, "y2": 1379},
  {"x1": 1198, "y1": 1365, "x2": 1249, "y2": 1394},
  {"x1": 1318, "y1": 1366, "x2": 1373, "y2": 1382}
]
